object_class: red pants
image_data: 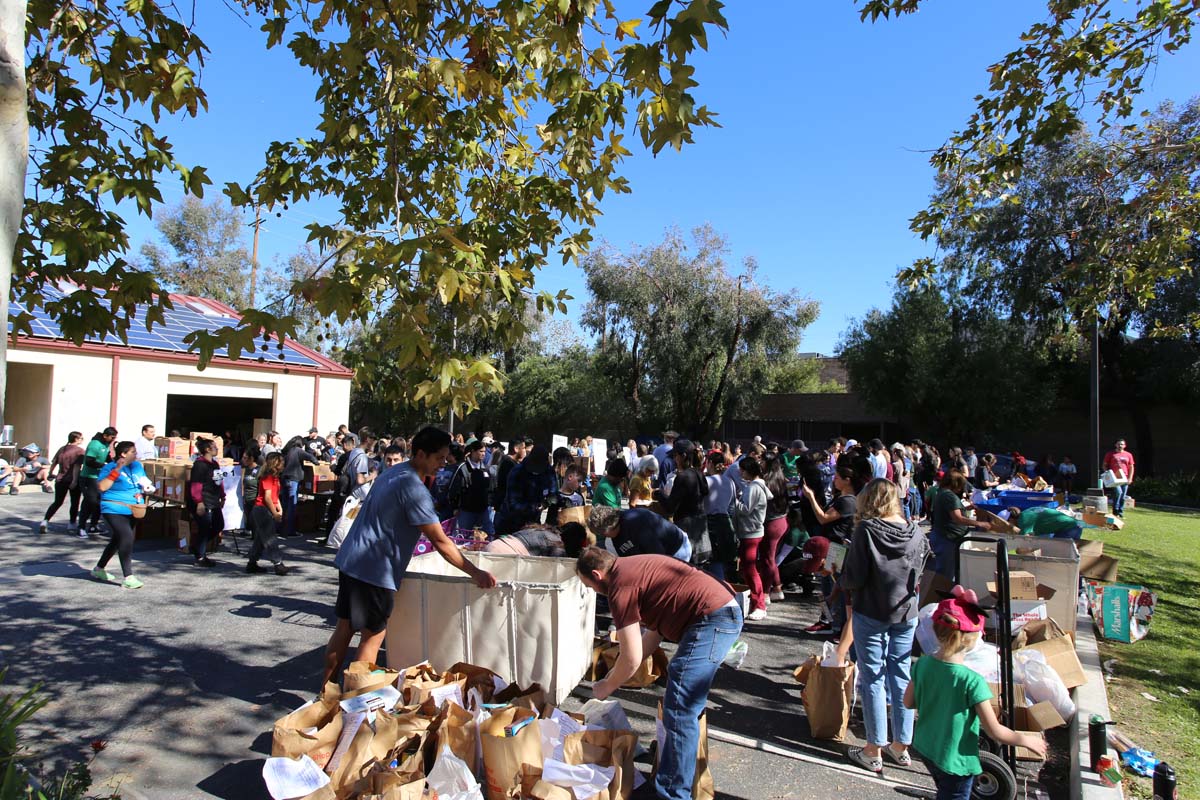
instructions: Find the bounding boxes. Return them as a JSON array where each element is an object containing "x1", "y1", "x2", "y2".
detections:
[
  {"x1": 759, "y1": 516, "x2": 788, "y2": 591},
  {"x1": 739, "y1": 537, "x2": 766, "y2": 611}
]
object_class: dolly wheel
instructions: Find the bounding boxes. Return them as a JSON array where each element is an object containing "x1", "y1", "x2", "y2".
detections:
[{"x1": 973, "y1": 751, "x2": 1017, "y2": 800}]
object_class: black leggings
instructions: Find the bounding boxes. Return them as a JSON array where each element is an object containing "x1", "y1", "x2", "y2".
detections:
[
  {"x1": 80, "y1": 477, "x2": 102, "y2": 528},
  {"x1": 97, "y1": 513, "x2": 135, "y2": 577},
  {"x1": 44, "y1": 481, "x2": 82, "y2": 523}
]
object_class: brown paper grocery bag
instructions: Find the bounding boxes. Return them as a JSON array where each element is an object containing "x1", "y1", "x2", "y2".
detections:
[
  {"x1": 587, "y1": 642, "x2": 610, "y2": 681},
  {"x1": 402, "y1": 663, "x2": 468, "y2": 706},
  {"x1": 562, "y1": 729, "x2": 639, "y2": 800},
  {"x1": 480, "y1": 706, "x2": 543, "y2": 800},
  {"x1": 271, "y1": 683, "x2": 343, "y2": 769},
  {"x1": 328, "y1": 709, "x2": 401, "y2": 798},
  {"x1": 600, "y1": 645, "x2": 669, "y2": 688},
  {"x1": 654, "y1": 703, "x2": 713, "y2": 800},
  {"x1": 493, "y1": 682, "x2": 547, "y2": 714},
  {"x1": 342, "y1": 661, "x2": 401, "y2": 697},
  {"x1": 435, "y1": 701, "x2": 481, "y2": 776},
  {"x1": 447, "y1": 661, "x2": 504, "y2": 704},
  {"x1": 530, "y1": 780, "x2": 573, "y2": 800},
  {"x1": 354, "y1": 769, "x2": 425, "y2": 800},
  {"x1": 798, "y1": 655, "x2": 856, "y2": 741}
]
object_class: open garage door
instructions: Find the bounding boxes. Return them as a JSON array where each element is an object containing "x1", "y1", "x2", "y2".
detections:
[{"x1": 165, "y1": 375, "x2": 274, "y2": 442}]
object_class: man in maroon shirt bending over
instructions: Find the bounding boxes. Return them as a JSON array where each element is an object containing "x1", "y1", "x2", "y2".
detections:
[{"x1": 576, "y1": 547, "x2": 743, "y2": 800}]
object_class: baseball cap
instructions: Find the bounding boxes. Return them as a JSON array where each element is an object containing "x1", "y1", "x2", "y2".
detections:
[
  {"x1": 933, "y1": 585, "x2": 989, "y2": 633},
  {"x1": 308, "y1": 426, "x2": 320, "y2": 434},
  {"x1": 790, "y1": 439, "x2": 808, "y2": 452},
  {"x1": 672, "y1": 438, "x2": 694, "y2": 456},
  {"x1": 800, "y1": 536, "x2": 831, "y2": 574},
  {"x1": 845, "y1": 438, "x2": 858, "y2": 448},
  {"x1": 20, "y1": 443, "x2": 40, "y2": 455}
]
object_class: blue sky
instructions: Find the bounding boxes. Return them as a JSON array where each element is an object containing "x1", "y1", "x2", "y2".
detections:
[{"x1": 122, "y1": 1, "x2": 1200, "y2": 354}]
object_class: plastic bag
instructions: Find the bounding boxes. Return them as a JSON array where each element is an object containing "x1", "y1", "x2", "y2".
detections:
[
  {"x1": 915, "y1": 603, "x2": 940, "y2": 656},
  {"x1": 723, "y1": 641, "x2": 748, "y2": 670},
  {"x1": 820, "y1": 641, "x2": 845, "y2": 668},
  {"x1": 960, "y1": 638, "x2": 1001, "y2": 684},
  {"x1": 426, "y1": 745, "x2": 485, "y2": 800},
  {"x1": 1015, "y1": 650, "x2": 1075, "y2": 720},
  {"x1": 542, "y1": 759, "x2": 616, "y2": 800}
]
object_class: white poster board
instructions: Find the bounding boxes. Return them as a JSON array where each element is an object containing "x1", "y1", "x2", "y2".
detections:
[
  {"x1": 552, "y1": 434, "x2": 569, "y2": 453},
  {"x1": 591, "y1": 438, "x2": 607, "y2": 475}
]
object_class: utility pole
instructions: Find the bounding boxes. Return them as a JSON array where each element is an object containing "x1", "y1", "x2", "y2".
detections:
[
  {"x1": 249, "y1": 203, "x2": 262, "y2": 307},
  {"x1": 1090, "y1": 317, "x2": 1101, "y2": 488}
]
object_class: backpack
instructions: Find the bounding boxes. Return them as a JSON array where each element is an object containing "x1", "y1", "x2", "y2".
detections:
[{"x1": 336, "y1": 451, "x2": 363, "y2": 495}]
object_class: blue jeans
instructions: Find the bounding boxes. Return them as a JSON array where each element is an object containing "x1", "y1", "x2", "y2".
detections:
[
  {"x1": 923, "y1": 757, "x2": 974, "y2": 800},
  {"x1": 1111, "y1": 483, "x2": 1129, "y2": 516},
  {"x1": 656, "y1": 602, "x2": 743, "y2": 800},
  {"x1": 281, "y1": 479, "x2": 300, "y2": 536},
  {"x1": 929, "y1": 529, "x2": 959, "y2": 578},
  {"x1": 852, "y1": 612, "x2": 916, "y2": 747},
  {"x1": 456, "y1": 508, "x2": 494, "y2": 536}
]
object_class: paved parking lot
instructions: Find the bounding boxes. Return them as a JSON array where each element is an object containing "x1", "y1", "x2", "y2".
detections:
[{"x1": 0, "y1": 493, "x2": 973, "y2": 799}]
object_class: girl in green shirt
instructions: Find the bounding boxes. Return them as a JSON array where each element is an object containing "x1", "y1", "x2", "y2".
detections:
[
  {"x1": 904, "y1": 586, "x2": 1045, "y2": 797},
  {"x1": 593, "y1": 458, "x2": 628, "y2": 508}
]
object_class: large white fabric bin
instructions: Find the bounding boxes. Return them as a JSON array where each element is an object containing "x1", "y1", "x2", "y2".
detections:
[
  {"x1": 958, "y1": 534, "x2": 1080, "y2": 632},
  {"x1": 386, "y1": 551, "x2": 596, "y2": 704}
]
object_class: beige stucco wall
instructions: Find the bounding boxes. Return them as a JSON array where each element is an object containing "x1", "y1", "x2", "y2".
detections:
[{"x1": 6, "y1": 345, "x2": 352, "y2": 449}]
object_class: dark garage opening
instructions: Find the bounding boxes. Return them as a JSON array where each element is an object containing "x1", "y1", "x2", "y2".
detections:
[{"x1": 165, "y1": 394, "x2": 273, "y2": 441}]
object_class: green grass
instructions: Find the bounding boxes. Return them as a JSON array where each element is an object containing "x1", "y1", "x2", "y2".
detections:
[{"x1": 1093, "y1": 506, "x2": 1200, "y2": 798}]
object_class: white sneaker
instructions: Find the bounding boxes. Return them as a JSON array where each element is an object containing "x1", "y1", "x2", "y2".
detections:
[
  {"x1": 38, "y1": 520, "x2": 48, "y2": 534},
  {"x1": 764, "y1": 595, "x2": 771, "y2": 607},
  {"x1": 770, "y1": 589, "x2": 786, "y2": 601},
  {"x1": 78, "y1": 529, "x2": 90, "y2": 539},
  {"x1": 746, "y1": 608, "x2": 768, "y2": 621}
]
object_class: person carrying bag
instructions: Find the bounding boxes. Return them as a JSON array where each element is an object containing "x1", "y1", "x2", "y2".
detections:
[{"x1": 89, "y1": 441, "x2": 149, "y2": 589}]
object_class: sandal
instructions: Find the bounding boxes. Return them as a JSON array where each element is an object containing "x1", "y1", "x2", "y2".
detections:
[
  {"x1": 847, "y1": 746, "x2": 883, "y2": 774},
  {"x1": 884, "y1": 745, "x2": 913, "y2": 767}
]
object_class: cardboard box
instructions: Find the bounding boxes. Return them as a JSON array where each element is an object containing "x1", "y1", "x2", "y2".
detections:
[
  {"x1": 302, "y1": 462, "x2": 337, "y2": 494},
  {"x1": 987, "y1": 570, "x2": 1038, "y2": 600},
  {"x1": 1024, "y1": 635, "x2": 1087, "y2": 689},
  {"x1": 987, "y1": 600, "x2": 1047, "y2": 632},
  {"x1": 155, "y1": 437, "x2": 192, "y2": 459},
  {"x1": 160, "y1": 462, "x2": 190, "y2": 480},
  {"x1": 979, "y1": 509, "x2": 1020, "y2": 535},
  {"x1": 1077, "y1": 539, "x2": 1104, "y2": 556},
  {"x1": 1079, "y1": 554, "x2": 1119, "y2": 582},
  {"x1": 918, "y1": 567, "x2": 954, "y2": 608},
  {"x1": 139, "y1": 505, "x2": 182, "y2": 540}
]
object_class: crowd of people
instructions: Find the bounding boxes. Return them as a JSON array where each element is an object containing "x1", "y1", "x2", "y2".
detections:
[{"x1": 18, "y1": 419, "x2": 1134, "y2": 800}]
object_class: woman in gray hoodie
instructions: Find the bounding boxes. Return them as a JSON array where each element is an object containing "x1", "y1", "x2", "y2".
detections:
[
  {"x1": 840, "y1": 478, "x2": 929, "y2": 775},
  {"x1": 733, "y1": 456, "x2": 770, "y2": 621}
]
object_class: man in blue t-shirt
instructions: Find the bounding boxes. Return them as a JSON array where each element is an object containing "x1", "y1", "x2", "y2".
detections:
[{"x1": 322, "y1": 426, "x2": 496, "y2": 687}]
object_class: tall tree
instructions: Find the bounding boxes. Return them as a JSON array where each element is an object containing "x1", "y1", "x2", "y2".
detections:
[
  {"x1": 9, "y1": 0, "x2": 729, "y2": 418},
  {"x1": 582, "y1": 226, "x2": 819, "y2": 438},
  {"x1": 139, "y1": 197, "x2": 254, "y2": 308},
  {"x1": 925, "y1": 100, "x2": 1200, "y2": 472},
  {"x1": 838, "y1": 283, "x2": 1069, "y2": 445}
]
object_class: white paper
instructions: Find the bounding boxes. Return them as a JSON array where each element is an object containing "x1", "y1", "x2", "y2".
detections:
[
  {"x1": 427, "y1": 746, "x2": 485, "y2": 800},
  {"x1": 550, "y1": 708, "x2": 584, "y2": 738},
  {"x1": 543, "y1": 758, "x2": 615, "y2": 800},
  {"x1": 324, "y1": 711, "x2": 366, "y2": 774},
  {"x1": 552, "y1": 434, "x2": 569, "y2": 452},
  {"x1": 539, "y1": 717, "x2": 563, "y2": 762},
  {"x1": 339, "y1": 685, "x2": 402, "y2": 722},
  {"x1": 262, "y1": 754, "x2": 331, "y2": 800},
  {"x1": 491, "y1": 674, "x2": 509, "y2": 695},
  {"x1": 775, "y1": 543, "x2": 794, "y2": 565},
  {"x1": 590, "y1": 438, "x2": 607, "y2": 475},
  {"x1": 580, "y1": 699, "x2": 632, "y2": 732},
  {"x1": 430, "y1": 682, "x2": 464, "y2": 710}
]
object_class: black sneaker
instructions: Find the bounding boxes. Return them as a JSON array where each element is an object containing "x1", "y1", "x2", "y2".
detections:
[
  {"x1": 245, "y1": 562, "x2": 265, "y2": 574},
  {"x1": 195, "y1": 557, "x2": 216, "y2": 569},
  {"x1": 804, "y1": 620, "x2": 834, "y2": 635},
  {"x1": 274, "y1": 563, "x2": 290, "y2": 576}
]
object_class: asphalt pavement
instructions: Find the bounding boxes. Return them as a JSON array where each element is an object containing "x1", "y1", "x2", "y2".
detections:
[{"x1": 0, "y1": 492, "x2": 1034, "y2": 800}]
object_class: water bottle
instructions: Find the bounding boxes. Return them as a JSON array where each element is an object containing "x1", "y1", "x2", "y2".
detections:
[
  {"x1": 1089, "y1": 715, "x2": 1110, "y2": 771},
  {"x1": 1153, "y1": 762, "x2": 1177, "y2": 800}
]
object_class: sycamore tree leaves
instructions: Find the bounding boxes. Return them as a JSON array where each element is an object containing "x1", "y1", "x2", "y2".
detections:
[
  {"x1": 224, "y1": 0, "x2": 729, "y2": 415},
  {"x1": 16, "y1": 0, "x2": 728, "y2": 415},
  {"x1": 860, "y1": 0, "x2": 1200, "y2": 323},
  {"x1": 21, "y1": 0, "x2": 212, "y2": 347}
]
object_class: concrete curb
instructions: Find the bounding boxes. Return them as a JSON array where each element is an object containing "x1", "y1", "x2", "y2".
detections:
[{"x1": 1072, "y1": 611, "x2": 1123, "y2": 800}]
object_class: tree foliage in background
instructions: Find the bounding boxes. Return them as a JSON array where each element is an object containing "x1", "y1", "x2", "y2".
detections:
[
  {"x1": 838, "y1": 283, "x2": 1070, "y2": 445},
  {"x1": 925, "y1": 100, "x2": 1200, "y2": 472},
  {"x1": 861, "y1": 0, "x2": 1200, "y2": 315},
  {"x1": 11, "y1": 0, "x2": 730, "y2": 417},
  {"x1": 581, "y1": 226, "x2": 820, "y2": 438},
  {"x1": 138, "y1": 197, "x2": 253, "y2": 309}
]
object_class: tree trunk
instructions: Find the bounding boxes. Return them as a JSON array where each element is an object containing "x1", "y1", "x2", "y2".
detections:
[
  {"x1": 629, "y1": 330, "x2": 643, "y2": 428},
  {"x1": 0, "y1": 1, "x2": 28, "y2": 432},
  {"x1": 699, "y1": 280, "x2": 744, "y2": 438}
]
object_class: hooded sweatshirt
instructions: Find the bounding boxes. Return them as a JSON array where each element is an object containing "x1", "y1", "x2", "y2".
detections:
[
  {"x1": 733, "y1": 477, "x2": 770, "y2": 540},
  {"x1": 839, "y1": 517, "x2": 928, "y2": 624}
]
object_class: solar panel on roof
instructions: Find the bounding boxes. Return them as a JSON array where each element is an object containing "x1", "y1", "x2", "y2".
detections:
[{"x1": 8, "y1": 285, "x2": 329, "y2": 369}]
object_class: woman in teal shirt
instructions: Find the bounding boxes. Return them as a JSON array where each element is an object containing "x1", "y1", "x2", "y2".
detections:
[{"x1": 90, "y1": 442, "x2": 149, "y2": 589}]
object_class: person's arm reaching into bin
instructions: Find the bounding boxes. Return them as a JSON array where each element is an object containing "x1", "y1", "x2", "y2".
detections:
[
  {"x1": 421, "y1": 521, "x2": 497, "y2": 589},
  {"x1": 593, "y1": 622, "x2": 645, "y2": 700}
]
